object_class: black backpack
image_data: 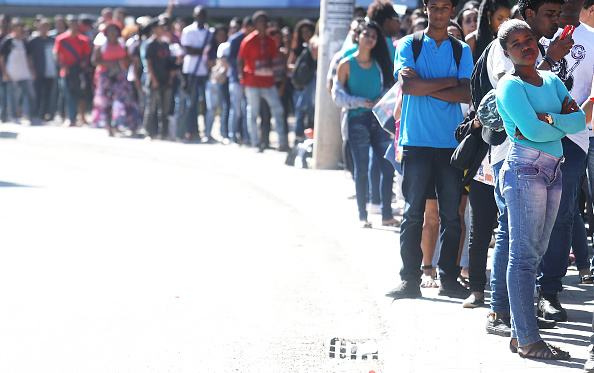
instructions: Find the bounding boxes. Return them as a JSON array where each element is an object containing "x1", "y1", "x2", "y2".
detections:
[
  {"x1": 291, "y1": 45, "x2": 317, "y2": 90},
  {"x1": 412, "y1": 31, "x2": 463, "y2": 68}
]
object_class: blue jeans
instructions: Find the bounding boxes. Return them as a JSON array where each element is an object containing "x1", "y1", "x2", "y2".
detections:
[
  {"x1": 293, "y1": 76, "x2": 316, "y2": 139},
  {"x1": 60, "y1": 77, "x2": 78, "y2": 123},
  {"x1": 538, "y1": 137, "x2": 587, "y2": 294},
  {"x1": 181, "y1": 75, "x2": 208, "y2": 136},
  {"x1": 205, "y1": 80, "x2": 230, "y2": 139},
  {"x1": 399, "y1": 145, "x2": 463, "y2": 283},
  {"x1": 0, "y1": 80, "x2": 8, "y2": 121},
  {"x1": 244, "y1": 86, "x2": 287, "y2": 147},
  {"x1": 9, "y1": 79, "x2": 36, "y2": 119},
  {"x1": 228, "y1": 81, "x2": 248, "y2": 142},
  {"x1": 501, "y1": 143, "x2": 563, "y2": 346},
  {"x1": 490, "y1": 159, "x2": 510, "y2": 314},
  {"x1": 369, "y1": 151, "x2": 381, "y2": 205},
  {"x1": 348, "y1": 111, "x2": 394, "y2": 222}
]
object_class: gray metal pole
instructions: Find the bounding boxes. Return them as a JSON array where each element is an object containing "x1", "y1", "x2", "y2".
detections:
[{"x1": 312, "y1": 0, "x2": 354, "y2": 170}]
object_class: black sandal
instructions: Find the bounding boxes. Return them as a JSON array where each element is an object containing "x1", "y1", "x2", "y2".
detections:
[
  {"x1": 509, "y1": 338, "x2": 518, "y2": 353},
  {"x1": 518, "y1": 340, "x2": 570, "y2": 360}
]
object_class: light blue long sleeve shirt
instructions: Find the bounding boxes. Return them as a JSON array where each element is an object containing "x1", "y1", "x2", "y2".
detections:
[{"x1": 496, "y1": 71, "x2": 586, "y2": 158}]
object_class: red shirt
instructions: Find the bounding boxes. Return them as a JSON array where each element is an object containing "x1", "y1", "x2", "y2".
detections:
[
  {"x1": 238, "y1": 31, "x2": 277, "y2": 88},
  {"x1": 54, "y1": 31, "x2": 91, "y2": 77}
]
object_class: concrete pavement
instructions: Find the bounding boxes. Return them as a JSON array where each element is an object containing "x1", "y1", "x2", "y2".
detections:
[{"x1": 3, "y1": 120, "x2": 594, "y2": 372}]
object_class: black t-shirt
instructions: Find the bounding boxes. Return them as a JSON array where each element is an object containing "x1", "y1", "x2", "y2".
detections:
[{"x1": 145, "y1": 37, "x2": 171, "y2": 87}]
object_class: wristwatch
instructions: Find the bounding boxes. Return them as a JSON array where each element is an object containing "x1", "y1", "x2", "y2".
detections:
[{"x1": 545, "y1": 113, "x2": 554, "y2": 125}]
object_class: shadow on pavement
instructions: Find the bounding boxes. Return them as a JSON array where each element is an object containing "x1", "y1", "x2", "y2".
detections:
[
  {"x1": 0, "y1": 181, "x2": 33, "y2": 188},
  {"x1": 0, "y1": 132, "x2": 18, "y2": 139}
]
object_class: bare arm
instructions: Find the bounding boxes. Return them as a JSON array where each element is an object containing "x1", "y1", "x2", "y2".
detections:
[
  {"x1": 398, "y1": 67, "x2": 459, "y2": 96},
  {"x1": 428, "y1": 78, "x2": 471, "y2": 103},
  {"x1": 582, "y1": 98, "x2": 593, "y2": 125},
  {"x1": 0, "y1": 55, "x2": 8, "y2": 82},
  {"x1": 184, "y1": 45, "x2": 203, "y2": 56}
]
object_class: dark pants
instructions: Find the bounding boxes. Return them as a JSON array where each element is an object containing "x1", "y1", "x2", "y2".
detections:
[
  {"x1": 538, "y1": 137, "x2": 587, "y2": 294},
  {"x1": 260, "y1": 82, "x2": 290, "y2": 146},
  {"x1": 34, "y1": 77, "x2": 56, "y2": 119},
  {"x1": 181, "y1": 75, "x2": 208, "y2": 136},
  {"x1": 468, "y1": 179, "x2": 498, "y2": 293},
  {"x1": 144, "y1": 85, "x2": 173, "y2": 138},
  {"x1": 400, "y1": 146, "x2": 463, "y2": 284},
  {"x1": 0, "y1": 80, "x2": 8, "y2": 121}
]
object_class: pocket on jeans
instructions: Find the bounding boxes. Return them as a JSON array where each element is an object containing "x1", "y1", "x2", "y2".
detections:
[{"x1": 516, "y1": 167, "x2": 540, "y2": 179}]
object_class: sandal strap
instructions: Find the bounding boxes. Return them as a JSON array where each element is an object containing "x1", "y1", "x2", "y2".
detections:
[{"x1": 519, "y1": 340, "x2": 570, "y2": 360}]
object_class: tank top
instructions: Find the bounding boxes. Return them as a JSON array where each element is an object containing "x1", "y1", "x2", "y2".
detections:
[
  {"x1": 346, "y1": 55, "x2": 381, "y2": 119},
  {"x1": 97, "y1": 42, "x2": 126, "y2": 74}
]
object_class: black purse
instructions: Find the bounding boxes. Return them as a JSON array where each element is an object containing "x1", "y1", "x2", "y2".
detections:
[{"x1": 450, "y1": 131, "x2": 482, "y2": 170}]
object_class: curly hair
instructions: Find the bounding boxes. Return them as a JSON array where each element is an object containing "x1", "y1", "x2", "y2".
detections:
[
  {"x1": 517, "y1": 0, "x2": 564, "y2": 20},
  {"x1": 367, "y1": 0, "x2": 398, "y2": 26}
]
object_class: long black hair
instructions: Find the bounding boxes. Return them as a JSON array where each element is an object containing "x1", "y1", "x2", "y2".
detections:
[
  {"x1": 475, "y1": 0, "x2": 510, "y2": 62},
  {"x1": 355, "y1": 21, "x2": 395, "y2": 87}
]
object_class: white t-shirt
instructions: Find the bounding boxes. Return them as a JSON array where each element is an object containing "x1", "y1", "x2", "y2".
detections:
[
  {"x1": 180, "y1": 23, "x2": 210, "y2": 76},
  {"x1": 5, "y1": 38, "x2": 32, "y2": 81},
  {"x1": 487, "y1": 41, "x2": 545, "y2": 165},
  {"x1": 541, "y1": 23, "x2": 594, "y2": 141}
]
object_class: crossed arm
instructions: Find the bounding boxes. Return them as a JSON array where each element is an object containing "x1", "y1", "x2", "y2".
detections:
[{"x1": 398, "y1": 66, "x2": 471, "y2": 104}]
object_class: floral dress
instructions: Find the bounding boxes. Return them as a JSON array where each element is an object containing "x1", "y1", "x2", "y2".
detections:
[{"x1": 91, "y1": 42, "x2": 142, "y2": 132}]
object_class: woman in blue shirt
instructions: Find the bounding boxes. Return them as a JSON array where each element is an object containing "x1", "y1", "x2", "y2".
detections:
[
  {"x1": 332, "y1": 21, "x2": 398, "y2": 228},
  {"x1": 496, "y1": 19, "x2": 584, "y2": 360}
]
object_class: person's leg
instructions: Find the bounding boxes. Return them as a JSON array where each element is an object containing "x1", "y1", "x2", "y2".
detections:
[
  {"x1": 183, "y1": 76, "x2": 199, "y2": 138},
  {"x1": 368, "y1": 113, "x2": 395, "y2": 222},
  {"x1": 260, "y1": 97, "x2": 271, "y2": 148},
  {"x1": 161, "y1": 86, "x2": 173, "y2": 138},
  {"x1": 433, "y1": 148, "x2": 464, "y2": 285},
  {"x1": 196, "y1": 76, "x2": 208, "y2": 137},
  {"x1": 538, "y1": 138, "x2": 586, "y2": 320},
  {"x1": 398, "y1": 146, "x2": 434, "y2": 283},
  {"x1": 262, "y1": 86, "x2": 288, "y2": 148},
  {"x1": 228, "y1": 81, "x2": 242, "y2": 142},
  {"x1": 22, "y1": 79, "x2": 36, "y2": 120},
  {"x1": 421, "y1": 198, "x2": 439, "y2": 287},
  {"x1": 205, "y1": 80, "x2": 219, "y2": 139},
  {"x1": 9, "y1": 81, "x2": 22, "y2": 120},
  {"x1": 220, "y1": 81, "x2": 230, "y2": 139},
  {"x1": 293, "y1": 88, "x2": 306, "y2": 140},
  {"x1": 0, "y1": 81, "x2": 7, "y2": 122},
  {"x1": 467, "y1": 180, "x2": 498, "y2": 296},
  {"x1": 504, "y1": 146, "x2": 562, "y2": 348},
  {"x1": 34, "y1": 78, "x2": 43, "y2": 119},
  {"x1": 490, "y1": 160, "x2": 511, "y2": 314},
  {"x1": 143, "y1": 87, "x2": 159, "y2": 137},
  {"x1": 244, "y1": 86, "x2": 261, "y2": 147},
  {"x1": 347, "y1": 112, "x2": 372, "y2": 223},
  {"x1": 369, "y1": 152, "x2": 381, "y2": 207},
  {"x1": 587, "y1": 138, "x2": 594, "y2": 236}
]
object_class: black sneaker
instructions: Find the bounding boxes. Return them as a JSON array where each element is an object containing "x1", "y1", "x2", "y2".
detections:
[
  {"x1": 385, "y1": 281, "x2": 422, "y2": 299},
  {"x1": 538, "y1": 291, "x2": 568, "y2": 322},
  {"x1": 536, "y1": 316, "x2": 557, "y2": 329},
  {"x1": 438, "y1": 280, "x2": 471, "y2": 299},
  {"x1": 486, "y1": 313, "x2": 511, "y2": 337},
  {"x1": 584, "y1": 344, "x2": 594, "y2": 372}
]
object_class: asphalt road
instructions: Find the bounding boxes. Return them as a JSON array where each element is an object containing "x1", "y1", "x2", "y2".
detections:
[{"x1": 0, "y1": 124, "x2": 387, "y2": 373}]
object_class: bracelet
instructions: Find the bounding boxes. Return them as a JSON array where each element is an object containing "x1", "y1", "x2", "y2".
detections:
[
  {"x1": 544, "y1": 56, "x2": 555, "y2": 68},
  {"x1": 421, "y1": 265, "x2": 433, "y2": 270}
]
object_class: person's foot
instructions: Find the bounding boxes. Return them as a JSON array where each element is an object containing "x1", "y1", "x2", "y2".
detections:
[
  {"x1": 381, "y1": 218, "x2": 400, "y2": 227},
  {"x1": 584, "y1": 344, "x2": 594, "y2": 372},
  {"x1": 420, "y1": 266, "x2": 437, "y2": 288},
  {"x1": 385, "y1": 280, "x2": 422, "y2": 299},
  {"x1": 360, "y1": 220, "x2": 372, "y2": 229},
  {"x1": 518, "y1": 340, "x2": 570, "y2": 360},
  {"x1": 438, "y1": 280, "x2": 470, "y2": 299},
  {"x1": 538, "y1": 291, "x2": 568, "y2": 322},
  {"x1": 201, "y1": 136, "x2": 216, "y2": 144},
  {"x1": 462, "y1": 292, "x2": 484, "y2": 308},
  {"x1": 278, "y1": 144, "x2": 290, "y2": 152},
  {"x1": 62, "y1": 119, "x2": 73, "y2": 127},
  {"x1": 486, "y1": 312, "x2": 511, "y2": 337},
  {"x1": 367, "y1": 203, "x2": 381, "y2": 215}
]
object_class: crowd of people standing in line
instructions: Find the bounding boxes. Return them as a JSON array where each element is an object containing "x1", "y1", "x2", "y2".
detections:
[
  {"x1": 3, "y1": 0, "x2": 594, "y2": 367},
  {"x1": 0, "y1": 4, "x2": 319, "y2": 152}
]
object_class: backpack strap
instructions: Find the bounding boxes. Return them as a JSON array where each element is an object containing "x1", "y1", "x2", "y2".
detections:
[
  {"x1": 448, "y1": 35, "x2": 462, "y2": 69},
  {"x1": 537, "y1": 42, "x2": 546, "y2": 59},
  {"x1": 412, "y1": 31, "x2": 462, "y2": 69},
  {"x1": 412, "y1": 31, "x2": 424, "y2": 63}
]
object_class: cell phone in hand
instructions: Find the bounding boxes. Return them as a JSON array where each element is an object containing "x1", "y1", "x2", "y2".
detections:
[{"x1": 560, "y1": 25, "x2": 575, "y2": 40}]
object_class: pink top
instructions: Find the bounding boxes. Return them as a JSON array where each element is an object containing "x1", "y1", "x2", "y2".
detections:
[{"x1": 96, "y1": 42, "x2": 126, "y2": 74}]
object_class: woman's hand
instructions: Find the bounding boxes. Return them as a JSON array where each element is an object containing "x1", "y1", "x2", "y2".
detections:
[
  {"x1": 363, "y1": 99, "x2": 375, "y2": 109},
  {"x1": 561, "y1": 95, "x2": 579, "y2": 114}
]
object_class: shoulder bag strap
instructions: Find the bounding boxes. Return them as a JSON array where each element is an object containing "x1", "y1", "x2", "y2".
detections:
[{"x1": 61, "y1": 39, "x2": 82, "y2": 64}]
